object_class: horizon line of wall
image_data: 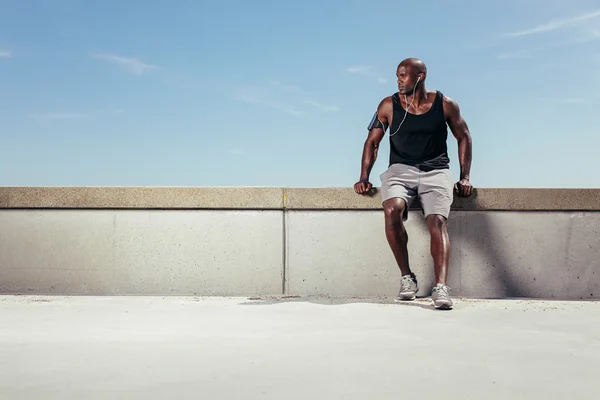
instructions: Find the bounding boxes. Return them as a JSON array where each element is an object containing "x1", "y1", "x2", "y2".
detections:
[{"x1": 1, "y1": 187, "x2": 599, "y2": 299}]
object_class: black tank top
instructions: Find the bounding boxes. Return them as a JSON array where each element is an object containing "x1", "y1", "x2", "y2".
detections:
[{"x1": 388, "y1": 90, "x2": 450, "y2": 171}]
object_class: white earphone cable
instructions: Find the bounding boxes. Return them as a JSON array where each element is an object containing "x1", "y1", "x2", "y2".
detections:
[{"x1": 389, "y1": 77, "x2": 420, "y2": 137}]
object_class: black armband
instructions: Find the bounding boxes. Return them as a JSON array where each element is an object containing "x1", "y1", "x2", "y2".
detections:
[{"x1": 367, "y1": 112, "x2": 388, "y2": 132}]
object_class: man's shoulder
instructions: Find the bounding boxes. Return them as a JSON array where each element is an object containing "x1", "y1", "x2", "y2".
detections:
[
  {"x1": 439, "y1": 92, "x2": 456, "y2": 104},
  {"x1": 380, "y1": 94, "x2": 395, "y2": 103},
  {"x1": 440, "y1": 92, "x2": 460, "y2": 117},
  {"x1": 377, "y1": 94, "x2": 396, "y2": 109},
  {"x1": 373, "y1": 95, "x2": 396, "y2": 123}
]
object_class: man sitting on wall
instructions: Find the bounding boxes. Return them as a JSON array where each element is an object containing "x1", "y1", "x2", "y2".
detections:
[{"x1": 354, "y1": 58, "x2": 474, "y2": 310}]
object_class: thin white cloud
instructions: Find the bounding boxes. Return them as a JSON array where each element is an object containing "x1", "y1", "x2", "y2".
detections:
[
  {"x1": 496, "y1": 28, "x2": 600, "y2": 60},
  {"x1": 502, "y1": 9, "x2": 600, "y2": 38},
  {"x1": 271, "y1": 81, "x2": 339, "y2": 111},
  {"x1": 0, "y1": 50, "x2": 11, "y2": 58},
  {"x1": 346, "y1": 66, "x2": 388, "y2": 84},
  {"x1": 234, "y1": 91, "x2": 304, "y2": 116},
  {"x1": 92, "y1": 53, "x2": 159, "y2": 74},
  {"x1": 234, "y1": 82, "x2": 340, "y2": 115},
  {"x1": 302, "y1": 100, "x2": 340, "y2": 112},
  {"x1": 28, "y1": 109, "x2": 124, "y2": 121},
  {"x1": 28, "y1": 113, "x2": 89, "y2": 120}
]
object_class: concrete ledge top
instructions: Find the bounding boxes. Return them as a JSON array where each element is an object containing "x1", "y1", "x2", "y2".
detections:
[
  {"x1": 0, "y1": 187, "x2": 599, "y2": 211},
  {"x1": 0, "y1": 187, "x2": 285, "y2": 210}
]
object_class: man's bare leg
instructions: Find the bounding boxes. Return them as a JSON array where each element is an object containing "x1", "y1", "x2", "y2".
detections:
[
  {"x1": 426, "y1": 214, "x2": 452, "y2": 309},
  {"x1": 383, "y1": 198, "x2": 411, "y2": 275},
  {"x1": 383, "y1": 198, "x2": 418, "y2": 300},
  {"x1": 426, "y1": 214, "x2": 450, "y2": 284}
]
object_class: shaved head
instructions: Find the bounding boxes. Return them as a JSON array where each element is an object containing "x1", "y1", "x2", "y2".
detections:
[
  {"x1": 395, "y1": 57, "x2": 428, "y2": 94},
  {"x1": 398, "y1": 57, "x2": 427, "y2": 78}
]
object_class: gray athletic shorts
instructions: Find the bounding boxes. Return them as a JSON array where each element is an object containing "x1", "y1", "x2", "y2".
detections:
[{"x1": 380, "y1": 163, "x2": 454, "y2": 221}]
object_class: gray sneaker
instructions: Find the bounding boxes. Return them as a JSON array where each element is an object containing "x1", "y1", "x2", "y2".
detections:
[
  {"x1": 396, "y1": 273, "x2": 418, "y2": 301},
  {"x1": 431, "y1": 284, "x2": 453, "y2": 309}
]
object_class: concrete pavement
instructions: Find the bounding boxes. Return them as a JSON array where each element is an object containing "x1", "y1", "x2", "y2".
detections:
[{"x1": 1, "y1": 295, "x2": 599, "y2": 399}]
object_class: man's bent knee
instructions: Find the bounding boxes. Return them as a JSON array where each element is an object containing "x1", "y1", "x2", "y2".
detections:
[
  {"x1": 426, "y1": 214, "x2": 447, "y2": 231},
  {"x1": 383, "y1": 198, "x2": 407, "y2": 222}
]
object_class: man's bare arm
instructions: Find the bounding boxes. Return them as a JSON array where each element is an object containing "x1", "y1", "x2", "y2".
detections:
[
  {"x1": 443, "y1": 96, "x2": 473, "y2": 197},
  {"x1": 355, "y1": 98, "x2": 392, "y2": 194}
]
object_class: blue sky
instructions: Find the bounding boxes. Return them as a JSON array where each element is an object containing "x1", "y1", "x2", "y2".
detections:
[{"x1": 1, "y1": 0, "x2": 599, "y2": 188}]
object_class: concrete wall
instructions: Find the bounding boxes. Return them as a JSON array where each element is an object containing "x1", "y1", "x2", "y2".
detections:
[{"x1": 1, "y1": 187, "x2": 599, "y2": 299}]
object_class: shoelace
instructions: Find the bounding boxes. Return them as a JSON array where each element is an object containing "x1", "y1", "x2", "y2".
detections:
[
  {"x1": 400, "y1": 276, "x2": 414, "y2": 291},
  {"x1": 433, "y1": 285, "x2": 450, "y2": 297}
]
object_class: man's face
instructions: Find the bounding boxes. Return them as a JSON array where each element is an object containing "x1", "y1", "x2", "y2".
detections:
[{"x1": 396, "y1": 65, "x2": 416, "y2": 95}]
